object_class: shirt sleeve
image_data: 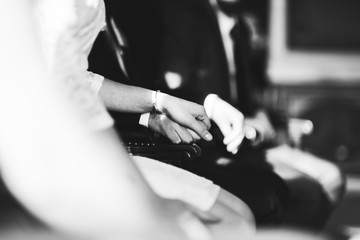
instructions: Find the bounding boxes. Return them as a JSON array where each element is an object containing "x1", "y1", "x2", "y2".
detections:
[{"x1": 139, "y1": 112, "x2": 150, "y2": 128}]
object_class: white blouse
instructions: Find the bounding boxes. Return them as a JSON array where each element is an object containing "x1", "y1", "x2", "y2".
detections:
[
  {"x1": 34, "y1": 0, "x2": 113, "y2": 131},
  {"x1": 34, "y1": 0, "x2": 221, "y2": 211}
]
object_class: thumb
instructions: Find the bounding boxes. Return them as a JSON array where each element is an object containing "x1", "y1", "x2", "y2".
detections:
[
  {"x1": 188, "y1": 119, "x2": 213, "y2": 141},
  {"x1": 187, "y1": 128, "x2": 201, "y2": 141}
]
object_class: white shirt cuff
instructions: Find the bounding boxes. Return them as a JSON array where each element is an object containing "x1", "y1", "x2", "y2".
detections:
[
  {"x1": 203, "y1": 94, "x2": 220, "y2": 118},
  {"x1": 139, "y1": 112, "x2": 150, "y2": 128}
]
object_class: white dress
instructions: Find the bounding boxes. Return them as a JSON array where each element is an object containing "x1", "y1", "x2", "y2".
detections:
[
  {"x1": 34, "y1": 0, "x2": 220, "y2": 211},
  {"x1": 34, "y1": 0, "x2": 113, "y2": 131}
]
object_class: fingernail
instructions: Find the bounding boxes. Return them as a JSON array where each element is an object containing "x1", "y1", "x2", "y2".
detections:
[{"x1": 205, "y1": 133, "x2": 213, "y2": 141}]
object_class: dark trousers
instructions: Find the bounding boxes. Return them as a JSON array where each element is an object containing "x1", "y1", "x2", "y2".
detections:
[
  {"x1": 182, "y1": 141, "x2": 290, "y2": 227},
  {"x1": 184, "y1": 134, "x2": 340, "y2": 229}
]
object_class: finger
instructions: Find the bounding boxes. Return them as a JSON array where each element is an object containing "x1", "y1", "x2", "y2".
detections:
[
  {"x1": 200, "y1": 115, "x2": 212, "y2": 130},
  {"x1": 197, "y1": 119, "x2": 212, "y2": 134},
  {"x1": 223, "y1": 120, "x2": 245, "y2": 145},
  {"x1": 187, "y1": 129, "x2": 201, "y2": 141},
  {"x1": 223, "y1": 126, "x2": 244, "y2": 145},
  {"x1": 187, "y1": 119, "x2": 213, "y2": 141},
  {"x1": 218, "y1": 122, "x2": 232, "y2": 141},
  {"x1": 195, "y1": 111, "x2": 211, "y2": 130},
  {"x1": 244, "y1": 125, "x2": 257, "y2": 141},
  {"x1": 226, "y1": 134, "x2": 245, "y2": 155},
  {"x1": 173, "y1": 124, "x2": 194, "y2": 144},
  {"x1": 165, "y1": 128, "x2": 182, "y2": 144}
]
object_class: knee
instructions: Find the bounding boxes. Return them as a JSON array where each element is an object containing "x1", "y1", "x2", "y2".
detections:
[
  {"x1": 217, "y1": 188, "x2": 256, "y2": 227},
  {"x1": 301, "y1": 159, "x2": 346, "y2": 205}
]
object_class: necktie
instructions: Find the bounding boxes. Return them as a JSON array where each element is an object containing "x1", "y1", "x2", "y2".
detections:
[{"x1": 230, "y1": 20, "x2": 254, "y2": 113}]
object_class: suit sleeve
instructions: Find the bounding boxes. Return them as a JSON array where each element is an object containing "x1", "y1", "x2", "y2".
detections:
[{"x1": 157, "y1": 0, "x2": 209, "y2": 104}]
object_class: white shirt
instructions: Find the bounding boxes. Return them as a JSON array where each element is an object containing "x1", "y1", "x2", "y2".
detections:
[
  {"x1": 211, "y1": 0, "x2": 238, "y2": 104},
  {"x1": 203, "y1": 0, "x2": 238, "y2": 116}
]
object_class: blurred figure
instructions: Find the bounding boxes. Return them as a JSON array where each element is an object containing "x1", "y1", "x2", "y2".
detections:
[
  {"x1": 0, "y1": 0, "x2": 259, "y2": 239},
  {"x1": 350, "y1": 234, "x2": 360, "y2": 240},
  {"x1": 0, "y1": 1, "x2": 205, "y2": 239},
  {"x1": 91, "y1": 0, "x2": 292, "y2": 227},
  {"x1": 0, "y1": 5, "x2": 338, "y2": 240},
  {"x1": 252, "y1": 228, "x2": 333, "y2": 240},
  {"x1": 158, "y1": 0, "x2": 345, "y2": 229}
]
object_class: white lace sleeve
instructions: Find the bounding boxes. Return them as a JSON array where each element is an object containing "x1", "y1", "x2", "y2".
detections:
[
  {"x1": 86, "y1": 71, "x2": 104, "y2": 95},
  {"x1": 35, "y1": 0, "x2": 114, "y2": 132}
]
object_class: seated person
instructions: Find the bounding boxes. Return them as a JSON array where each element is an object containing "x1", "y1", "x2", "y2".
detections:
[
  {"x1": 0, "y1": 0, "x2": 255, "y2": 239},
  {"x1": 154, "y1": 0, "x2": 345, "y2": 229},
  {"x1": 0, "y1": 2, "x2": 341, "y2": 240},
  {"x1": 34, "y1": 0, "x2": 259, "y2": 236},
  {"x1": 87, "y1": 0, "x2": 292, "y2": 226}
]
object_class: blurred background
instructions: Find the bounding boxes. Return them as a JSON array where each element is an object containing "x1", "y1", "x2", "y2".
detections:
[{"x1": 263, "y1": 0, "x2": 360, "y2": 237}]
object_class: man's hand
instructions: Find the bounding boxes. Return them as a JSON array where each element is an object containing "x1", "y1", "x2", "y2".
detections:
[
  {"x1": 148, "y1": 112, "x2": 201, "y2": 144},
  {"x1": 207, "y1": 96, "x2": 245, "y2": 154},
  {"x1": 156, "y1": 92, "x2": 213, "y2": 142}
]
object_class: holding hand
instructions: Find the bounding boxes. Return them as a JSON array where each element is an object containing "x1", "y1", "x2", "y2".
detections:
[
  {"x1": 204, "y1": 95, "x2": 245, "y2": 154},
  {"x1": 156, "y1": 92, "x2": 213, "y2": 142},
  {"x1": 148, "y1": 112, "x2": 201, "y2": 144}
]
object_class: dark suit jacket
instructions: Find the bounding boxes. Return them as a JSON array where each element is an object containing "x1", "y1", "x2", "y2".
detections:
[
  {"x1": 88, "y1": 30, "x2": 142, "y2": 127},
  {"x1": 158, "y1": 0, "x2": 260, "y2": 116}
]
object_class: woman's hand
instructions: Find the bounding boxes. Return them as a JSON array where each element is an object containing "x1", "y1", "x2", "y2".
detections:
[
  {"x1": 208, "y1": 96, "x2": 246, "y2": 154},
  {"x1": 156, "y1": 92, "x2": 213, "y2": 142},
  {"x1": 148, "y1": 112, "x2": 201, "y2": 144}
]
